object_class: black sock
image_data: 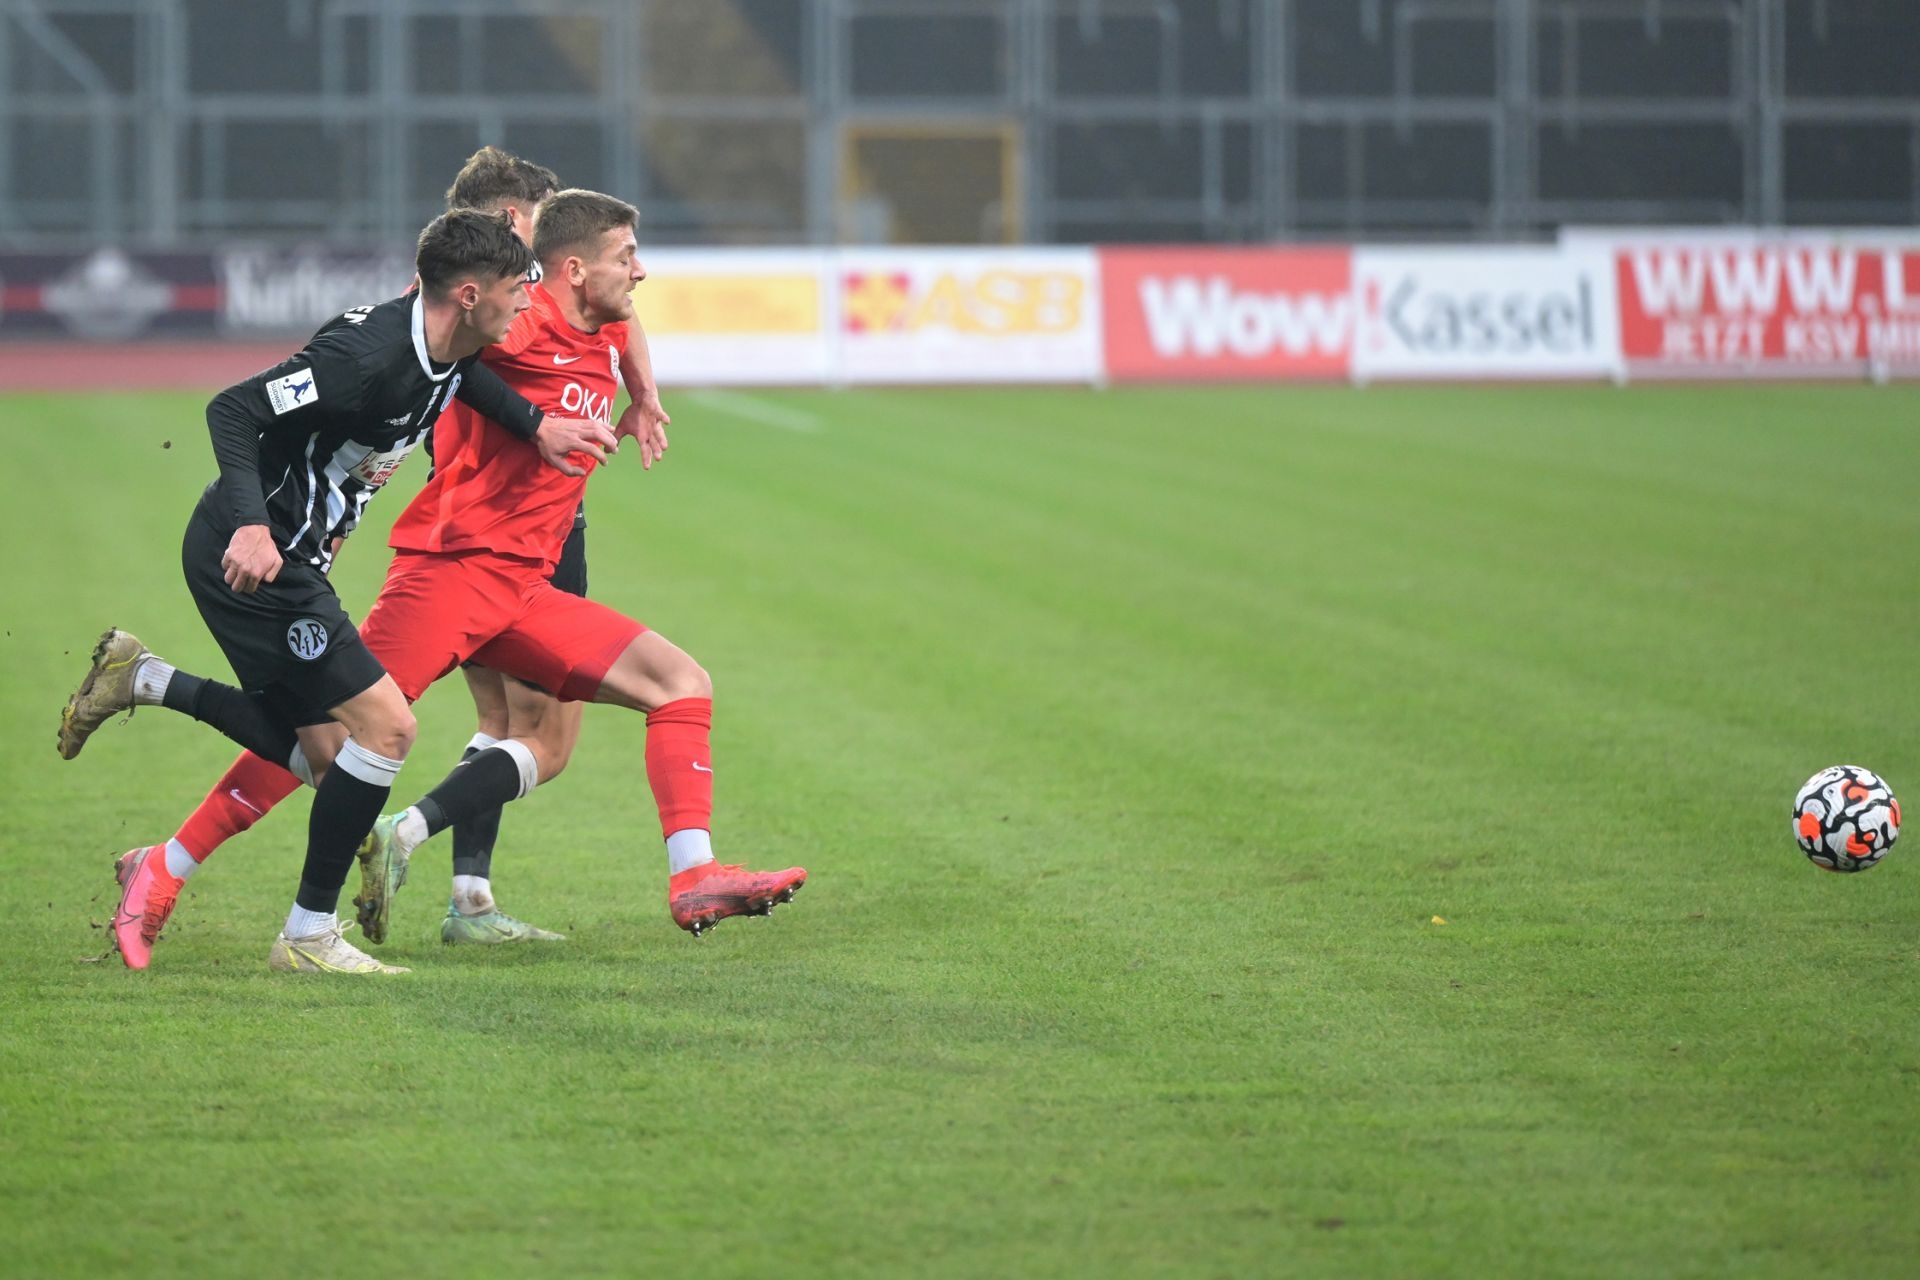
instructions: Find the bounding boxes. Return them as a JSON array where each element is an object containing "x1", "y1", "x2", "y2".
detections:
[
  {"x1": 294, "y1": 748, "x2": 394, "y2": 913},
  {"x1": 413, "y1": 747, "x2": 522, "y2": 841},
  {"x1": 450, "y1": 746, "x2": 503, "y2": 879},
  {"x1": 161, "y1": 671, "x2": 298, "y2": 766}
]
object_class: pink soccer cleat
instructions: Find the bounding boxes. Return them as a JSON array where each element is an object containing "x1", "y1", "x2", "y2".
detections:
[
  {"x1": 111, "y1": 845, "x2": 182, "y2": 970},
  {"x1": 668, "y1": 862, "x2": 806, "y2": 937}
]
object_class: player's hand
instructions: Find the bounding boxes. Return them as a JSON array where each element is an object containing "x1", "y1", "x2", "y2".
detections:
[
  {"x1": 614, "y1": 390, "x2": 671, "y2": 470},
  {"x1": 535, "y1": 415, "x2": 617, "y2": 477},
  {"x1": 222, "y1": 524, "x2": 283, "y2": 594}
]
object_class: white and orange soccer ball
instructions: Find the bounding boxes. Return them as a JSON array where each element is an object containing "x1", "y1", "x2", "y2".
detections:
[{"x1": 1793, "y1": 765, "x2": 1900, "y2": 873}]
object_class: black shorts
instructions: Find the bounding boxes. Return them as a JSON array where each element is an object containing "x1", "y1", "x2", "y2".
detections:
[
  {"x1": 549, "y1": 523, "x2": 588, "y2": 599},
  {"x1": 182, "y1": 508, "x2": 387, "y2": 726}
]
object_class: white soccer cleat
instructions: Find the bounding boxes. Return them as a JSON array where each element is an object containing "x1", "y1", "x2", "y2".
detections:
[{"x1": 268, "y1": 926, "x2": 410, "y2": 974}]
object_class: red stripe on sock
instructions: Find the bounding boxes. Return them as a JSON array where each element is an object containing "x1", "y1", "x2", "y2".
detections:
[
  {"x1": 644, "y1": 697, "x2": 713, "y2": 841},
  {"x1": 173, "y1": 751, "x2": 300, "y2": 862}
]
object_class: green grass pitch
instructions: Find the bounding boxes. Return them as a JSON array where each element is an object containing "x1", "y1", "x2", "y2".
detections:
[{"x1": 2, "y1": 383, "x2": 1918, "y2": 1278}]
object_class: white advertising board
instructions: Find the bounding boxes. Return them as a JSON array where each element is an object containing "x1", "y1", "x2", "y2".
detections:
[
  {"x1": 1352, "y1": 247, "x2": 1620, "y2": 380},
  {"x1": 629, "y1": 249, "x2": 831, "y2": 385},
  {"x1": 830, "y1": 247, "x2": 1103, "y2": 383}
]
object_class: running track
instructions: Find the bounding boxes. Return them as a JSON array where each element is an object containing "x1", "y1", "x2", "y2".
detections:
[{"x1": 0, "y1": 343, "x2": 292, "y2": 392}]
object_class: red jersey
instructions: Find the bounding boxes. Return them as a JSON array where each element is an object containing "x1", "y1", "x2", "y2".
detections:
[{"x1": 388, "y1": 282, "x2": 628, "y2": 570}]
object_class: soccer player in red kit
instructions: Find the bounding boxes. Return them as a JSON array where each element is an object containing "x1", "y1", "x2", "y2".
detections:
[{"x1": 348, "y1": 187, "x2": 805, "y2": 943}]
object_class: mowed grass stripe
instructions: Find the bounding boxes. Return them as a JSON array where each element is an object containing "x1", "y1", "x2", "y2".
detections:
[
  {"x1": 610, "y1": 386, "x2": 1920, "y2": 1271},
  {"x1": 2, "y1": 387, "x2": 1917, "y2": 1279}
]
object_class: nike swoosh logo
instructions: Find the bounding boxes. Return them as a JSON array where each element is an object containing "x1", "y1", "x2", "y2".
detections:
[
  {"x1": 289, "y1": 942, "x2": 345, "y2": 972},
  {"x1": 230, "y1": 788, "x2": 265, "y2": 817},
  {"x1": 691, "y1": 762, "x2": 712, "y2": 773},
  {"x1": 552, "y1": 354, "x2": 582, "y2": 365}
]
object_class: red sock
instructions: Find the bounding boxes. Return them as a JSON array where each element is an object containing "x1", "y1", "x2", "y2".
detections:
[
  {"x1": 173, "y1": 751, "x2": 301, "y2": 862},
  {"x1": 644, "y1": 697, "x2": 713, "y2": 840}
]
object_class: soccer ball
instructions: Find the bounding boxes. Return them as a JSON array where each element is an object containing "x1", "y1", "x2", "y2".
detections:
[{"x1": 1793, "y1": 765, "x2": 1900, "y2": 873}]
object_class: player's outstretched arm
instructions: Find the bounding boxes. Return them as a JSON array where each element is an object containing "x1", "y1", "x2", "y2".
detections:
[
  {"x1": 615, "y1": 322, "x2": 670, "y2": 470},
  {"x1": 456, "y1": 359, "x2": 617, "y2": 477},
  {"x1": 534, "y1": 416, "x2": 618, "y2": 477}
]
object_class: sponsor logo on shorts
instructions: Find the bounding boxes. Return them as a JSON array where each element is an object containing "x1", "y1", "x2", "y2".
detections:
[{"x1": 286, "y1": 617, "x2": 330, "y2": 661}]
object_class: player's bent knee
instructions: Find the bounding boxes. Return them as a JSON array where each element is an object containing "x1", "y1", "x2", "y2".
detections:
[
  {"x1": 523, "y1": 701, "x2": 581, "y2": 782},
  {"x1": 364, "y1": 706, "x2": 418, "y2": 761},
  {"x1": 654, "y1": 656, "x2": 712, "y2": 705},
  {"x1": 539, "y1": 744, "x2": 572, "y2": 783},
  {"x1": 391, "y1": 708, "x2": 419, "y2": 757},
  {"x1": 679, "y1": 661, "x2": 714, "y2": 704}
]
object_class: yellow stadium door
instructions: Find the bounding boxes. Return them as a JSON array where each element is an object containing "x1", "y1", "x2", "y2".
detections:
[{"x1": 840, "y1": 123, "x2": 1021, "y2": 245}]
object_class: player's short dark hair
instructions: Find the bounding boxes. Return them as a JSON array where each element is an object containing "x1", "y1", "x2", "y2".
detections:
[
  {"x1": 415, "y1": 208, "x2": 536, "y2": 296},
  {"x1": 444, "y1": 145, "x2": 560, "y2": 212},
  {"x1": 532, "y1": 188, "x2": 640, "y2": 266}
]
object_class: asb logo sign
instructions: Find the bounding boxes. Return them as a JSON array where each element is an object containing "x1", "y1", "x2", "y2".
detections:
[
  {"x1": 1354, "y1": 248, "x2": 1618, "y2": 379},
  {"x1": 1616, "y1": 242, "x2": 1920, "y2": 369},
  {"x1": 840, "y1": 267, "x2": 1087, "y2": 335},
  {"x1": 835, "y1": 250, "x2": 1101, "y2": 383},
  {"x1": 1100, "y1": 248, "x2": 1354, "y2": 381}
]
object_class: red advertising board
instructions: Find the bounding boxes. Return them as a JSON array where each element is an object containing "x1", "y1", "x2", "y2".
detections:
[
  {"x1": 1100, "y1": 247, "x2": 1355, "y2": 381},
  {"x1": 1615, "y1": 243, "x2": 1920, "y2": 372}
]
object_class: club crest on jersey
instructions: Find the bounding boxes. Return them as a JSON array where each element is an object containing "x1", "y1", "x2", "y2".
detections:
[
  {"x1": 266, "y1": 368, "x2": 321, "y2": 415},
  {"x1": 286, "y1": 618, "x2": 330, "y2": 661}
]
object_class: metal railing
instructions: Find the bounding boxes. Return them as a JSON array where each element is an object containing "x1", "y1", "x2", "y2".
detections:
[{"x1": 1, "y1": 0, "x2": 1914, "y2": 247}]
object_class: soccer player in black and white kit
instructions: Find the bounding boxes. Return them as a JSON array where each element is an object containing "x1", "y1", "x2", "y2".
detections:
[
  {"x1": 94, "y1": 148, "x2": 672, "y2": 971},
  {"x1": 56, "y1": 208, "x2": 618, "y2": 975}
]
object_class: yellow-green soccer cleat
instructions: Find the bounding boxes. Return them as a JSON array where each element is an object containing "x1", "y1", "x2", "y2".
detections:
[
  {"x1": 440, "y1": 900, "x2": 566, "y2": 945},
  {"x1": 58, "y1": 628, "x2": 154, "y2": 760},
  {"x1": 352, "y1": 814, "x2": 411, "y2": 945},
  {"x1": 268, "y1": 926, "x2": 410, "y2": 974}
]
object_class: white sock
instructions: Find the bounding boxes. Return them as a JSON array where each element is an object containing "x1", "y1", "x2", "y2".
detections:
[
  {"x1": 666, "y1": 829, "x2": 714, "y2": 876},
  {"x1": 162, "y1": 837, "x2": 200, "y2": 881},
  {"x1": 451, "y1": 875, "x2": 494, "y2": 915},
  {"x1": 285, "y1": 905, "x2": 336, "y2": 939},
  {"x1": 132, "y1": 658, "x2": 174, "y2": 706},
  {"x1": 287, "y1": 743, "x2": 317, "y2": 789},
  {"x1": 394, "y1": 806, "x2": 429, "y2": 856}
]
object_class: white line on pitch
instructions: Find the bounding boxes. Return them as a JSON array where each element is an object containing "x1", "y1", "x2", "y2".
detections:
[{"x1": 685, "y1": 390, "x2": 822, "y2": 432}]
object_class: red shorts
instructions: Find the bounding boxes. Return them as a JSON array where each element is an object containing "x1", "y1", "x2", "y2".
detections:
[{"x1": 359, "y1": 550, "x2": 646, "y2": 703}]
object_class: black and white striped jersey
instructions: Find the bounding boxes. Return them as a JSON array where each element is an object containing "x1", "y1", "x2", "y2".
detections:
[{"x1": 198, "y1": 291, "x2": 543, "y2": 571}]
